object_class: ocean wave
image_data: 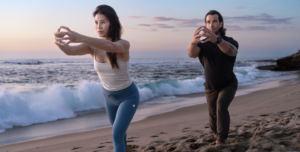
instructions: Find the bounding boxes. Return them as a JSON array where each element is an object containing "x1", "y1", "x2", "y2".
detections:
[
  {"x1": 137, "y1": 66, "x2": 289, "y2": 102},
  {"x1": 0, "y1": 81, "x2": 105, "y2": 133},
  {"x1": 0, "y1": 77, "x2": 207, "y2": 133},
  {"x1": 130, "y1": 61, "x2": 199, "y2": 64},
  {"x1": 0, "y1": 65, "x2": 293, "y2": 133},
  {"x1": 130, "y1": 61, "x2": 171, "y2": 64},
  {"x1": 4, "y1": 61, "x2": 43, "y2": 65},
  {"x1": 138, "y1": 77, "x2": 206, "y2": 101},
  {"x1": 3, "y1": 60, "x2": 94, "y2": 65},
  {"x1": 51, "y1": 62, "x2": 93, "y2": 65},
  {"x1": 234, "y1": 66, "x2": 287, "y2": 86}
]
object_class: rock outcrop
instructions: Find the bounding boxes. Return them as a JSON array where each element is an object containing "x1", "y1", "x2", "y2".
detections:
[{"x1": 257, "y1": 50, "x2": 300, "y2": 71}]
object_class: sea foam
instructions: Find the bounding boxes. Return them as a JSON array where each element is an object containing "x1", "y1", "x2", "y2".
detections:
[{"x1": 0, "y1": 81, "x2": 105, "y2": 133}]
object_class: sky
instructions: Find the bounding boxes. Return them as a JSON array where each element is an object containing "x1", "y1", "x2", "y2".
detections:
[{"x1": 0, "y1": 0, "x2": 299, "y2": 58}]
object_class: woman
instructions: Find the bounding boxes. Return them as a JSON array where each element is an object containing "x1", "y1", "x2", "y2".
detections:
[{"x1": 54, "y1": 5, "x2": 139, "y2": 152}]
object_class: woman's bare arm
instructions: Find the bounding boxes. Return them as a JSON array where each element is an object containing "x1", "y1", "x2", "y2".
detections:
[
  {"x1": 54, "y1": 28, "x2": 92, "y2": 56},
  {"x1": 56, "y1": 26, "x2": 129, "y2": 54}
]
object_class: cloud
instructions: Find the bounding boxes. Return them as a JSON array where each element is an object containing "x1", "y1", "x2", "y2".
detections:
[
  {"x1": 153, "y1": 17, "x2": 204, "y2": 27},
  {"x1": 130, "y1": 13, "x2": 289, "y2": 32},
  {"x1": 137, "y1": 24, "x2": 175, "y2": 29},
  {"x1": 124, "y1": 26, "x2": 136, "y2": 30},
  {"x1": 153, "y1": 17, "x2": 179, "y2": 21},
  {"x1": 180, "y1": 19, "x2": 204, "y2": 27},
  {"x1": 151, "y1": 13, "x2": 292, "y2": 29},
  {"x1": 155, "y1": 24, "x2": 175, "y2": 28},
  {"x1": 138, "y1": 24, "x2": 151, "y2": 27},
  {"x1": 127, "y1": 16, "x2": 144, "y2": 19},
  {"x1": 224, "y1": 14, "x2": 293, "y2": 24},
  {"x1": 236, "y1": 7, "x2": 245, "y2": 9},
  {"x1": 225, "y1": 25, "x2": 277, "y2": 31},
  {"x1": 225, "y1": 25, "x2": 243, "y2": 31},
  {"x1": 147, "y1": 28, "x2": 158, "y2": 32},
  {"x1": 245, "y1": 26, "x2": 276, "y2": 30}
]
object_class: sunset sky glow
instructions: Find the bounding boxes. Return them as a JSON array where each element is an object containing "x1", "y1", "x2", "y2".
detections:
[{"x1": 0, "y1": 0, "x2": 299, "y2": 58}]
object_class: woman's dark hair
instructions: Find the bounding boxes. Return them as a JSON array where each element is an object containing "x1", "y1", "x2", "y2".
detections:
[
  {"x1": 93, "y1": 5, "x2": 122, "y2": 69},
  {"x1": 205, "y1": 10, "x2": 226, "y2": 36}
]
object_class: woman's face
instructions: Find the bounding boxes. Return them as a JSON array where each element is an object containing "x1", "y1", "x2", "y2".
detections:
[{"x1": 94, "y1": 14, "x2": 110, "y2": 38}]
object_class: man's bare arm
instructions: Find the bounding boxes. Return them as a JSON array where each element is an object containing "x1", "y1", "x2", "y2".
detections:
[
  {"x1": 187, "y1": 27, "x2": 203, "y2": 58},
  {"x1": 217, "y1": 40, "x2": 238, "y2": 56},
  {"x1": 199, "y1": 27, "x2": 238, "y2": 57},
  {"x1": 188, "y1": 43, "x2": 200, "y2": 58}
]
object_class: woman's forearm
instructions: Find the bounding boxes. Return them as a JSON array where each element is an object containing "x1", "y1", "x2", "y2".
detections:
[
  {"x1": 55, "y1": 40, "x2": 72, "y2": 55},
  {"x1": 80, "y1": 35, "x2": 113, "y2": 52},
  {"x1": 80, "y1": 35, "x2": 127, "y2": 53},
  {"x1": 55, "y1": 26, "x2": 128, "y2": 54}
]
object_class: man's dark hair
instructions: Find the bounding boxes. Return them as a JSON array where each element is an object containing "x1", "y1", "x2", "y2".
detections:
[
  {"x1": 93, "y1": 5, "x2": 122, "y2": 69},
  {"x1": 205, "y1": 10, "x2": 226, "y2": 36}
]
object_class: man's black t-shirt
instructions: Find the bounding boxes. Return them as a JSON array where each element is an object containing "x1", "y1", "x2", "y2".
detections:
[{"x1": 197, "y1": 36, "x2": 239, "y2": 91}]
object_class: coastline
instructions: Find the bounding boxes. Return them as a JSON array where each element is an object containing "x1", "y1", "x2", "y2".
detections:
[{"x1": 0, "y1": 73, "x2": 300, "y2": 151}]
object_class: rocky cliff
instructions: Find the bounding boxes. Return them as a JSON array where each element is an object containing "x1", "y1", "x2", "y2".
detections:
[{"x1": 257, "y1": 50, "x2": 300, "y2": 71}]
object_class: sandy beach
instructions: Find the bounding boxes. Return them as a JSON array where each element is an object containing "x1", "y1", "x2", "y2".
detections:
[{"x1": 1, "y1": 74, "x2": 300, "y2": 152}]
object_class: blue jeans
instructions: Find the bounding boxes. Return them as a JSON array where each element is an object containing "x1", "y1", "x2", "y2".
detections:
[{"x1": 102, "y1": 82, "x2": 140, "y2": 152}]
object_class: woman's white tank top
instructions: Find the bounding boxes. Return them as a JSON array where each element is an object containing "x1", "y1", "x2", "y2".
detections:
[{"x1": 93, "y1": 49, "x2": 132, "y2": 91}]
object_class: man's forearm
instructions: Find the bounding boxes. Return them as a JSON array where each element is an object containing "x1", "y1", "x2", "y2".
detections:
[
  {"x1": 188, "y1": 43, "x2": 200, "y2": 58},
  {"x1": 217, "y1": 40, "x2": 238, "y2": 56}
]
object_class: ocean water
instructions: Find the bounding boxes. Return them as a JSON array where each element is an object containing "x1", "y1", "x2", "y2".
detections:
[{"x1": 0, "y1": 55, "x2": 296, "y2": 134}]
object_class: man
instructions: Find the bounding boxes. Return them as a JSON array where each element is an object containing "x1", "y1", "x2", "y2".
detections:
[{"x1": 187, "y1": 10, "x2": 239, "y2": 145}]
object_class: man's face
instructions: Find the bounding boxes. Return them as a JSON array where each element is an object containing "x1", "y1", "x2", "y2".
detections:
[{"x1": 205, "y1": 14, "x2": 223, "y2": 34}]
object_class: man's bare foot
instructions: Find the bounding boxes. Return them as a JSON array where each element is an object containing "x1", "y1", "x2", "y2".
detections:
[
  {"x1": 126, "y1": 147, "x2": 131, "y2": 152},
  {"x1": 213, "y1": 133, "x2": 217, "y2": 139},
  {"x1": 216, "y1": 140, "x2": 224, "y2": 145}
]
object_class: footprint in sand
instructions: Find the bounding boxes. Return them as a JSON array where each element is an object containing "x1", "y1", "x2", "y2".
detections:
[
  {"x1": 152, "y1": 140, "x2": 165, "y2": 144},
  {"x1": 182, "y1": 127, "x2": 191, "y2": 130},
  {"x1": 259, "y1": 114, "x2": 269, "y2": 117},
  {"x1": 151, "y1": 135, "x2": 159, "y2": 138},
  {"x1": 128, "y1": 144, "x2": 140, "y2": 149},
  {"x1": 159, "y1": 132, "x2": 167, "y2": 134},
  {"x1": 182, "y1": 127, "x2": 191, "y2": 132},
  {"x1": 97, "y1": 146, "x2": 105, "y2": 149},
  {"x1": 71, "y1": 147, "x2": 82, "y2": 150},
  {"x1": 185, "y1": 138, "x2": 197, "y2": 142},
  {"x1": 128, "y1": 137, "x2": 139, "y2": 139},
  {"x1": 204, "y1": 123, "x2": 210, "y2": 128}
]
